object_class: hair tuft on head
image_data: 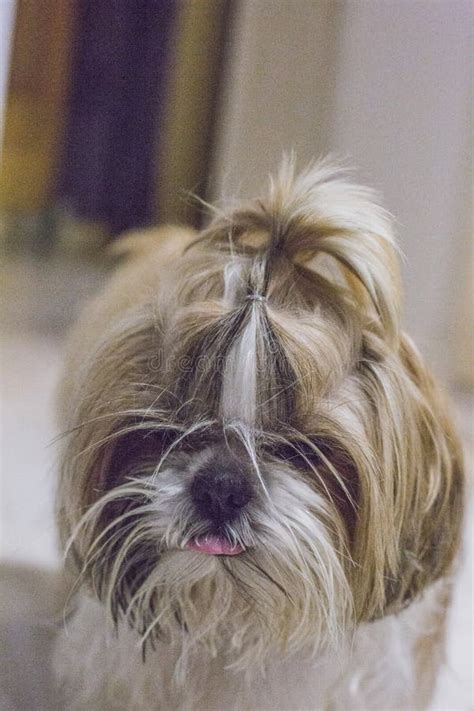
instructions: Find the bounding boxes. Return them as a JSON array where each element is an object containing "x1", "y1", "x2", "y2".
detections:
[{"x1": 198, "y1": 157, "x2": 402, "y2": 344}]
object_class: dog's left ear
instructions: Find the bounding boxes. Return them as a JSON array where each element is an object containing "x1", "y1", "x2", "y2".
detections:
[{"x1": 351, "y1": 330, "x2": 464, "y2": 622}]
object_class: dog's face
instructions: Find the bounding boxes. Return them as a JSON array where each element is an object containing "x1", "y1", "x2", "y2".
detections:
[{"x1": 58, "y1": 161, "x2": 463, "y2": 670}]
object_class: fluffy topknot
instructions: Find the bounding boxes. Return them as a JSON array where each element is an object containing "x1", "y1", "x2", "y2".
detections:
[{"x1": 196, "y1": 157, "x2": 401, "y2": 344}]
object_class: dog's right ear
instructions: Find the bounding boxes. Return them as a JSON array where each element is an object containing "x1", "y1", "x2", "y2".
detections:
[
  {"x1": 201, "y1": 158, "x2": 402, "y2": 345},
  {"x1": 56, "y1": 315, "x2": 161, "y2": 551}
]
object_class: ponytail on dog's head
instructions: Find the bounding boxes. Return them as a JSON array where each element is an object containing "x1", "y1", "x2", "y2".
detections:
[{"x1": 197, "y1": 156, "x2": 401, "y2": 344}]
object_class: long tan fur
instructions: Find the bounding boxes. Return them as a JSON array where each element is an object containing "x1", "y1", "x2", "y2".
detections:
[{"x1": 55, "y1": 159, "x2": 464, "y2": 709}]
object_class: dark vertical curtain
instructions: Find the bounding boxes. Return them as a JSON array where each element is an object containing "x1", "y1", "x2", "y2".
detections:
[{"x1": 57, "y1": 1, "x2": 177, "y2": 236}]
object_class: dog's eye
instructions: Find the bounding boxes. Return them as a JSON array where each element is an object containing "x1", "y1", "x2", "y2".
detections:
[
  {"x1": 267, "y1": 438, "x2": 359, "y2": 538},
  {"x1": 102, "y1": 426, "x2": 182, "y2": 488},
  {"x1": 266, "y1": 442, "x2": 322, "y2": 471}
]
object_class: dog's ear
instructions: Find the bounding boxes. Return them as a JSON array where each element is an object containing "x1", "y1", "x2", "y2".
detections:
[
  {"x1": 201, "y1": 157, "x2": 402, "y2": 344},
  {"x1": 110, "y1": 225, "x2": 197, "y2": 264},
  {"x1": 57, "y1": 317, "x2": 162, "y2": 552},
  {"x1": 350, "y1": 331, "x2": 464, "y2": 621}
]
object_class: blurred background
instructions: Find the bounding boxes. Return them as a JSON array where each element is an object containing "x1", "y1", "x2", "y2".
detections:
[{"x1": 0, "y1": 0, "x2": 472, "y2": 570}]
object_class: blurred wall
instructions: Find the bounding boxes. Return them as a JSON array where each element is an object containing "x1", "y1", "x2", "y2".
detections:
[
  {"x1": 1, "y1": 0, "x2": 75, "y2": 212},
  {"x1": 1, "y1": 2, "x2": 230, "y2": 248},
  {"x1": 156, "y1": 0, "x2": 231, "y2": 227},
  {"x1": 210, "y1": 0, "x2": 343, "y2": 198},
  {"x1": 0, "y1": 1, "x2": 16, "y2": 154},
  {"x1": 331, "y1": 0, "x2": 472, "y2": 386},
  {"x1": 211, "y1": 0, "x2": 472, "y2": 385}
]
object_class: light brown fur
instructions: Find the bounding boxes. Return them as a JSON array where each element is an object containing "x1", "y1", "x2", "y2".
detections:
[{"x1": 55, "y1": 160, "x2": 464, "y2": 709}]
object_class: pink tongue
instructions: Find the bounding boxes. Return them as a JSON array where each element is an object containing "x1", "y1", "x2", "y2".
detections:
[{"x1": 186, "y1": 536, "x2": 244, "y2": 556}]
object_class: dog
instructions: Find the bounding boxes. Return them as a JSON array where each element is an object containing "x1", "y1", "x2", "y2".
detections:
[{"x1": 53, "y1": 159, "x2": 464, "y2": 710}]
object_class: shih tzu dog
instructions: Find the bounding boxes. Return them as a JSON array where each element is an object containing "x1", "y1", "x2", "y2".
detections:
[{"x1": 54, "y1": 160, "x2": 464, "y2": 710}]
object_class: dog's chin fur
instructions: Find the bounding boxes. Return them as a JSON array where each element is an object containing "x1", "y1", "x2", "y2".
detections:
[
  {"x1": 55, "y1": 159, "x2": 464, "y2": 709},
  {"x1": 62, "y1": 465, "x2": 351, "y2": 680}
]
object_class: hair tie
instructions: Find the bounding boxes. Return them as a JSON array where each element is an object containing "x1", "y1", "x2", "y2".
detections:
[{"x1": 245, "y1": 293, "x2": 267, "y2": 303}]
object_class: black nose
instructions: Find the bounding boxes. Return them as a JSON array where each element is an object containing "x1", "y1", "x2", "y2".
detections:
[{"x1": 190, "y1": 457, "x2": 253, "y2": 525}]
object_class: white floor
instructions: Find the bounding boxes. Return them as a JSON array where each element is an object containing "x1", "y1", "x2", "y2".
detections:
[
  {"x1": 1, "y1": 256, "x2": 104, "y2": 567},
  {"x1": 1, "y1": 332, "x2": 61, "y2": 567}
]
